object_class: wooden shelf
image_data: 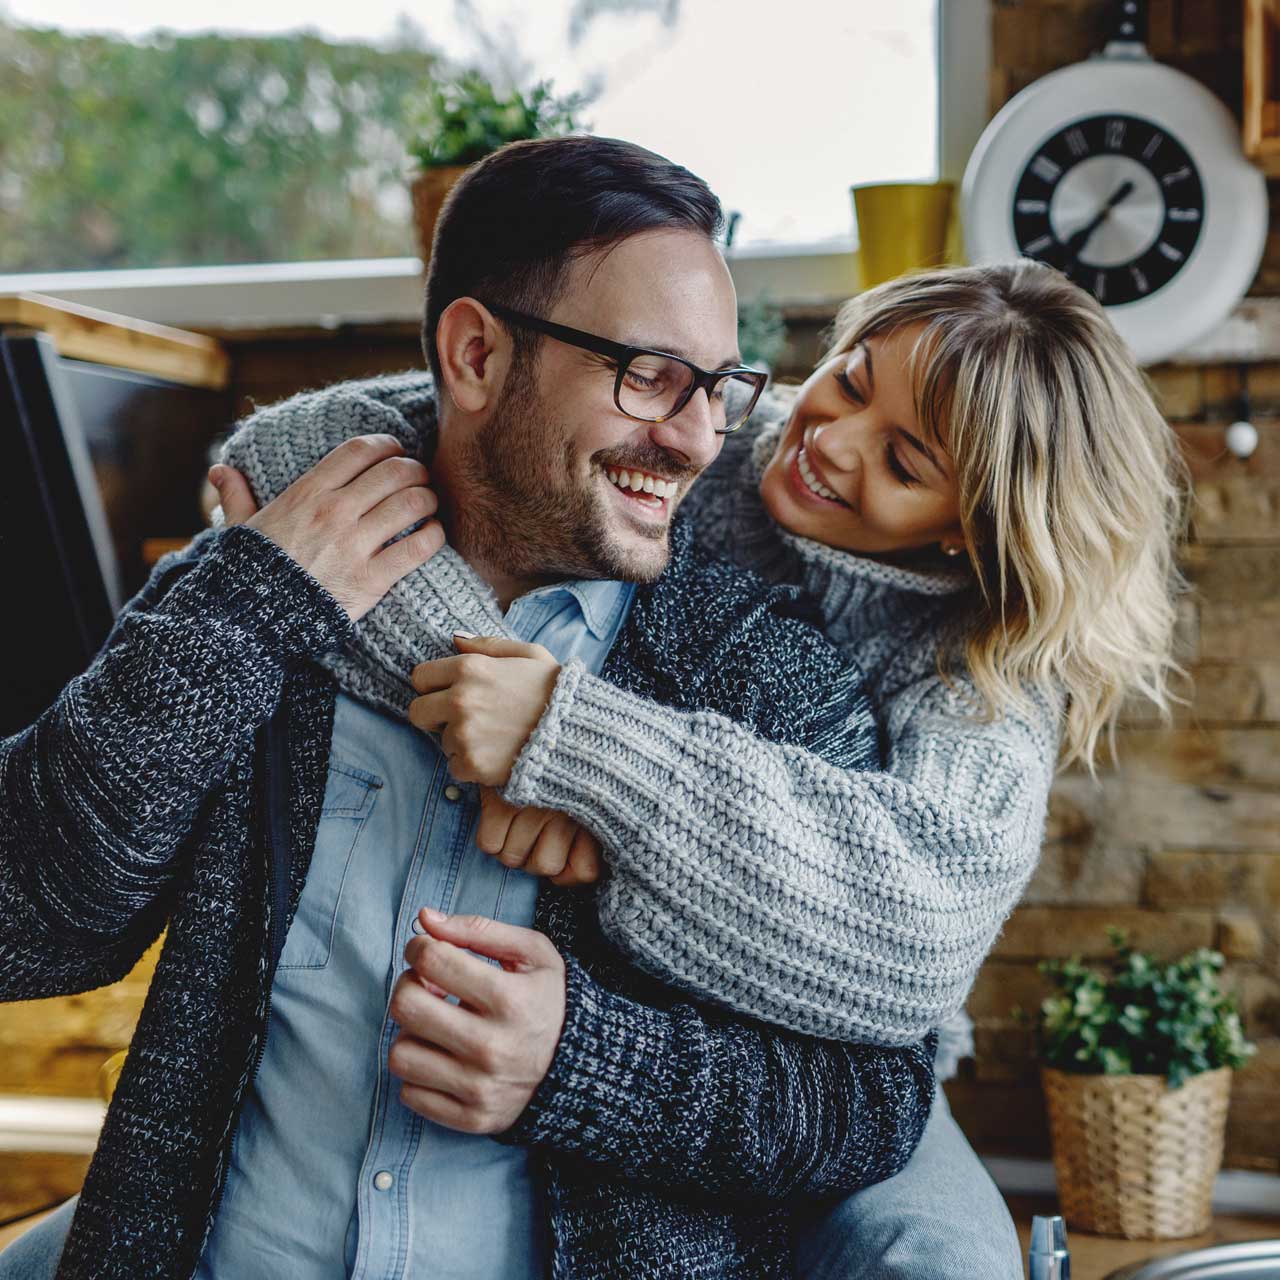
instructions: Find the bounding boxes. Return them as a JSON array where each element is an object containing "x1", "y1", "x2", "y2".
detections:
[
  {"x1": 1245, "y1": 0, "x2": 1280, "y2": 176},
  {"x1": 0, "y1": 292, "x2": 228, "y2": 389}
]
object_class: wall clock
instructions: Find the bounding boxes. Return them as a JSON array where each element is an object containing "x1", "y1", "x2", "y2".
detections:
[{"x1": 962, "y1": 0, "x2": 1268, "y2": 365}]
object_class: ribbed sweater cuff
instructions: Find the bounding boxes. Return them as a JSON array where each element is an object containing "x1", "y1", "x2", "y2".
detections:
[
  {"x1": 499, "y1": 953, "x2": 677, "y2": 1158},
  {"x1": 505, "y1": 662, "x2": 712, "y2": 822},
  {"x1": 505, "y1": 658, "x2": 591, "y2": 807},
  {"x1": 162, "y1": 525, "x2": 354, "y2": 664}
]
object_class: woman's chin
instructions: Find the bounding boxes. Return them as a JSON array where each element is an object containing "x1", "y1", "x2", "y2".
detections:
[{"x1": 760, "y1": 451, "x2": 859, "y2": 549}]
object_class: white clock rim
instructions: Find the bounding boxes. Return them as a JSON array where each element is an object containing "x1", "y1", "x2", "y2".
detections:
[{"x1": 961, "y1": 58, "x2": 1267, "y2": 365}]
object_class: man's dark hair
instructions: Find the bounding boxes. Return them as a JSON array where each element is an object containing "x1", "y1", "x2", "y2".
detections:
[{"x1": 422, "y1": 135, "x2": 724, "y2": 386}]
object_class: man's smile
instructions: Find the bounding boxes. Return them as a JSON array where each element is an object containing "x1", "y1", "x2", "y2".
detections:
[{"x1": 601, "y1": 464, "x2": 676, "y2": 521}]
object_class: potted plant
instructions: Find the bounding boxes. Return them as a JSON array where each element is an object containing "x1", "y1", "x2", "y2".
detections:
[
  {"x1": 1034, "y1": 928, "x2": 1255, "y2": 1240},
  {"x1": 406, "y1": 73, "x2": 586, "y2": 265}
]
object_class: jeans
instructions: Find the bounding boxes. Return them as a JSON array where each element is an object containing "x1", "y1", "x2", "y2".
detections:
[
  {"x1": 0, "y1": 1198, "x2": 75, "y2": 1280},
  {"x1": 793, "y1": 1088, "x2": 1024, "y2": 1279},
  {"x1": 0, "y1": 1096, "x2": 1021, "y2": 1279}
]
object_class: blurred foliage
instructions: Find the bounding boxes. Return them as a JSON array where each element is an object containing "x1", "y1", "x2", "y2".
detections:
[
  {"x1": 737, "y1": 295, "x2": 788, "y2": 372},
  {"x1": 1032, "y1": 927, "x2": 1256, "y2": 1088},
  {"x1": 0, "y1": 20, "x2": 440, "y2": 272},
  {"x1": 567, "y1": 0, "x2": 680, "y2": 46},
  {"x1": 407, "y1": 74, "x2": 587, "y2": 168}
]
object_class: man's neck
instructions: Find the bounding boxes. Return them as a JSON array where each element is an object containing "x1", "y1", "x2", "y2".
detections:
[
  {"x1": 457, "y1": 546, "x2": 558, "y2": 614},
  {"x1": 429, "y1": 448, "x2": 558, "y2": 612}
]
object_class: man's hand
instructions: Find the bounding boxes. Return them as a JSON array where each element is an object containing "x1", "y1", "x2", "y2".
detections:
[
  {"x1": 476, "y1": 789, "x2": 604, "y2": 886},
  {"x1": 387, "y1": 909, "x2": 566, "y2": 1135},
  {"x1": 408, "y1": 636, "x2": 560, "y2": 786},
  {"x1": 209, "y1": 433, "x2": 444, "y2": 622}
]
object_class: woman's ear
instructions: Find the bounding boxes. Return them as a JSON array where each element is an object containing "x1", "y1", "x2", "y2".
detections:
[{"x1": 435, "y1": 298, "x2": 509, "y2": 414}]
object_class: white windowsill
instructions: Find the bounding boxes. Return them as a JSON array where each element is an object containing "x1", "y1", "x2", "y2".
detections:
[
  {"x1": 0, "y1": 1095, "x2": 106, "y2": 1155},
  {"x1": 1, "y1": 249, "x2": 1273, "y2": 364},
  {"x1": 0, "y1": 241, "x2": 861, "y2": 335}
]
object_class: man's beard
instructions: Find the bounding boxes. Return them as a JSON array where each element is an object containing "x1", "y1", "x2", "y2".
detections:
[{"x1": 452, "y1": 365, "x2": 688, "y2": 584}]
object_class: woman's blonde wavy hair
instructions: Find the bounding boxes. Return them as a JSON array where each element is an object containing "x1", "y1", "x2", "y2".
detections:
[{"x1": 824, "y1": 260, "x2": 1190, "y2": 772}]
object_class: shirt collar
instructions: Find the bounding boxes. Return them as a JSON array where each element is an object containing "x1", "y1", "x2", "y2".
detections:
[{"x1": 517, "y1": 577, "x2": 635, "y2": 640}]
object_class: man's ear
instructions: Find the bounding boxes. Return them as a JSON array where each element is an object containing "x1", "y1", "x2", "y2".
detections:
[{"x1": 435, "y1": 298, "x2": 509, "y2": 414}]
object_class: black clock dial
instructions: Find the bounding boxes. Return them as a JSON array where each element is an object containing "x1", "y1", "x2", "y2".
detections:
[{"x1": 1011, "y1": 113, "x2": 1204, "y2": 306}]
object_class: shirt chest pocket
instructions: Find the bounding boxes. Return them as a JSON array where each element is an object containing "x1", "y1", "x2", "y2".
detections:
[{"x1": 278, "y1": 760, "x2": 383, "y2": 971}]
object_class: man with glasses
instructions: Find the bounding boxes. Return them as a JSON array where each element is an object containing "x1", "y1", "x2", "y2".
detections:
[{"x1": 0, "y1": 136, "x2": 935, "y2": 1280}]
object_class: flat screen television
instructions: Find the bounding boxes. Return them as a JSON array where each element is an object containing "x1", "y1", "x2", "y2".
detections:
[{"x1": 1, "y1": 332, "x2": 125, "y2": 737}]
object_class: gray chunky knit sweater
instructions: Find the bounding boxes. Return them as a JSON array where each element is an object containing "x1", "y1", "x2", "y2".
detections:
[
  {"x1": 509, "y1": 392, "x2": 1063, "y2": 1046},
  {"x1": 223, "y1": 375, "x2": 1062, "y2": 1048}
]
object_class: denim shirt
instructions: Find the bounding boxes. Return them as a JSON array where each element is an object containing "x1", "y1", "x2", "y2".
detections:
[{"x1": 197, "y1": 577, "x2": 636, "y2": 1280}]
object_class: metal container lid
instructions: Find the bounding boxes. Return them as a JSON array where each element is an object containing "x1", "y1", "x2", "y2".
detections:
[{"x1": 1105, "y1": 1240, "x2": 1280, "y2": 1279}]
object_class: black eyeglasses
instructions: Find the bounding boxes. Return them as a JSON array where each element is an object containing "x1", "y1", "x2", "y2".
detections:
[{"x1": 484, "y1": 302, "x2": 769, "y2": 435}]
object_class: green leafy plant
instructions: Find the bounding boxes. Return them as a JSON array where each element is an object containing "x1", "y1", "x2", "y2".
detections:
[
  {"x1": 407, "y1": 73, "x2": 586, "y2": 169},
  {"x1": 737, "y1": 295, "x2": 788, "y2": 372},
  {"x1": 1034, "y1": 928, "x2": 1255, "y2": 1088}
]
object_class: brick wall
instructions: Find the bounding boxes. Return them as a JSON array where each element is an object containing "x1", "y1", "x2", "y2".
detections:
[{"x1": 944, "y1": 0, "x2": 1280, "y2": 1173}]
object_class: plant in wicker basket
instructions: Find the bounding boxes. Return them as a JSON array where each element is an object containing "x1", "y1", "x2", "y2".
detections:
[
  {"x1": 405, "y1": 74, "x2": 587, "y2": 265},
  {"x1": 1034, "y1": 928, "x2": 1255, "y2": 1240}
]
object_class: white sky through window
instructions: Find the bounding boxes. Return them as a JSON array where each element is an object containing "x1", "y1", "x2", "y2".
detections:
[{"x1": 1, "y1": 0, "x2": 937, "y2": 247}]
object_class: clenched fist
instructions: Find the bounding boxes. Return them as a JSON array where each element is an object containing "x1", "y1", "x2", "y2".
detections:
[{"x1": 407, "y1": 636, "x2": 560, "y2": 786}]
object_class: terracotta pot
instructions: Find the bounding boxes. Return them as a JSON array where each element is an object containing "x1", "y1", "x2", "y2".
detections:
[
  {"x1": 410, "y1": 164, "x2": 470, "y2": 269},
  {"x1": 1041, "y1": 1065, "x2": 1232, "y2": 1240}
]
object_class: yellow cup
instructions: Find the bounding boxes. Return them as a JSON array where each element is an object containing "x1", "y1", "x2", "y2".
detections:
[{"x1": 851, "y1": 181, "x2": 957, "y2": 290}]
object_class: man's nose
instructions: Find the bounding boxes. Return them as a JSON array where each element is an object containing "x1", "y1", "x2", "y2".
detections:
[{"x1": 647, "y1": 389, "x2": 721, "y2": 472}]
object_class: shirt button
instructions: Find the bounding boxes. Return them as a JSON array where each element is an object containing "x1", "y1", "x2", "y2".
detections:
[
  {"x1": 373, "y1": 1170, "x2": 394, "y2": 1192},
  {"x1": 444, "y1": 784, "x2": 463, "y2": 802}
]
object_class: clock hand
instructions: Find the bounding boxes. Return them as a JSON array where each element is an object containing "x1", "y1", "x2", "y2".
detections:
[{"x1": 1064, "y1": 179, "x2": 1137, "y2": 257}]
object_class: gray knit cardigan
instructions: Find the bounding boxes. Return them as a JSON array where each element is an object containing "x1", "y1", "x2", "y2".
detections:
[
  {"x1": 1, "y1": 376, "x2": 935, "y2": 1279},
  {"x1": 224, "y1": 374, "x2": 1063, "y2": 1048}
]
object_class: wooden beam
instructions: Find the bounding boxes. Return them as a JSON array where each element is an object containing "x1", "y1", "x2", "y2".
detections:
[
  {"x1": 0, "y1": 292, "x2": 228, "y2": 389},
  {"x1": 1243, "y1": 0, "x2": 1280, "y2": 175}
]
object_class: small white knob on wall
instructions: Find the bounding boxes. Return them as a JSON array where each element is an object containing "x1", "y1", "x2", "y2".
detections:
[{"x1": 1225, "y1": 420, "x2": 1259, "y2": 459}]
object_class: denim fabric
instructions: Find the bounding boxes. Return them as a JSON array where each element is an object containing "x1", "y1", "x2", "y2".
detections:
[
  {"x1": 0, "y1": 1198, "x2": 76, "y2": 1280},
  {"x1": 792, "y1": 1089, "x2": 1024, "y2": 1280},
  {"x1": 195, "y1": 578, "x2": 634, "y2": 1280}
]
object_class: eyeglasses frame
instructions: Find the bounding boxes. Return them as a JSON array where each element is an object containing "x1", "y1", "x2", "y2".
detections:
[{"x1": 481, "y1": 301, "x2": 768, "y2": 435}]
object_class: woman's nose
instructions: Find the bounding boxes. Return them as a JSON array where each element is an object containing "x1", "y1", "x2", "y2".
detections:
[{"x1": 809, "y1": 420, "x2": 861, "y2": 473}]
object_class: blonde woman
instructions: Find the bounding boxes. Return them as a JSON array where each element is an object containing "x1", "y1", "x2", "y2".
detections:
[{"x1": 416, "y1": 260, "x2": 1188, "y2": 1279}]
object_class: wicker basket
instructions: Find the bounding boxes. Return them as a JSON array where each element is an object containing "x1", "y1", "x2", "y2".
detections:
[
  {"x1": 410, "y1": 164, "x2": 469, "y2": 269},
  {"x1": 1041, "y1": 1065, "x2": 1232, "y2": 1240}
]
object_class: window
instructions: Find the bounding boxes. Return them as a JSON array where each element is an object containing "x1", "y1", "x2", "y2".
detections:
[{"x1": 0, "y1": 0, "x2": 940, "y2": 275}]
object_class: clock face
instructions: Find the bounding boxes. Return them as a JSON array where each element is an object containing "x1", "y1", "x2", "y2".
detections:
[{"x1": 1011, "y1": 113, "x2": 1205, "y2": 306}]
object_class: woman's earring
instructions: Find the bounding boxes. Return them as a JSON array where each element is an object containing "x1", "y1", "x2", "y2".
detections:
[{"x1": 941, "y1": 542, "x2": 964, "y2": 557}]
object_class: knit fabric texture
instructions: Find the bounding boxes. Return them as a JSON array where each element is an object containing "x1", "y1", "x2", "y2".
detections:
[
  {"x1": 219, "y1": 374, "x2": 511, "y2": 718},
  {"x1": 1, "y1": 379, "x2": 936, "y2": 1278},
  {"x1": 220, "y1": 373, "x2": 1062, "y2": 1049},
  {"x1": 504, "y1": 389, "x2": 1064, "y2": 1046}
]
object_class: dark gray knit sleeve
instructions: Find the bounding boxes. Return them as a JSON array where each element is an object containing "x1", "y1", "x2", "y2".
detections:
[
  {"x1": 500, "y1": 954, "x2": 936, "y2": 1203},
  {"x1": 0, "y1": 525, "x2": 352, "y2": 997}
]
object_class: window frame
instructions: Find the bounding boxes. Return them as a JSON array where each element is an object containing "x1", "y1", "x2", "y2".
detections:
[{"x1": 0, "y1": 1, "x2": 986, "y2": 327}]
